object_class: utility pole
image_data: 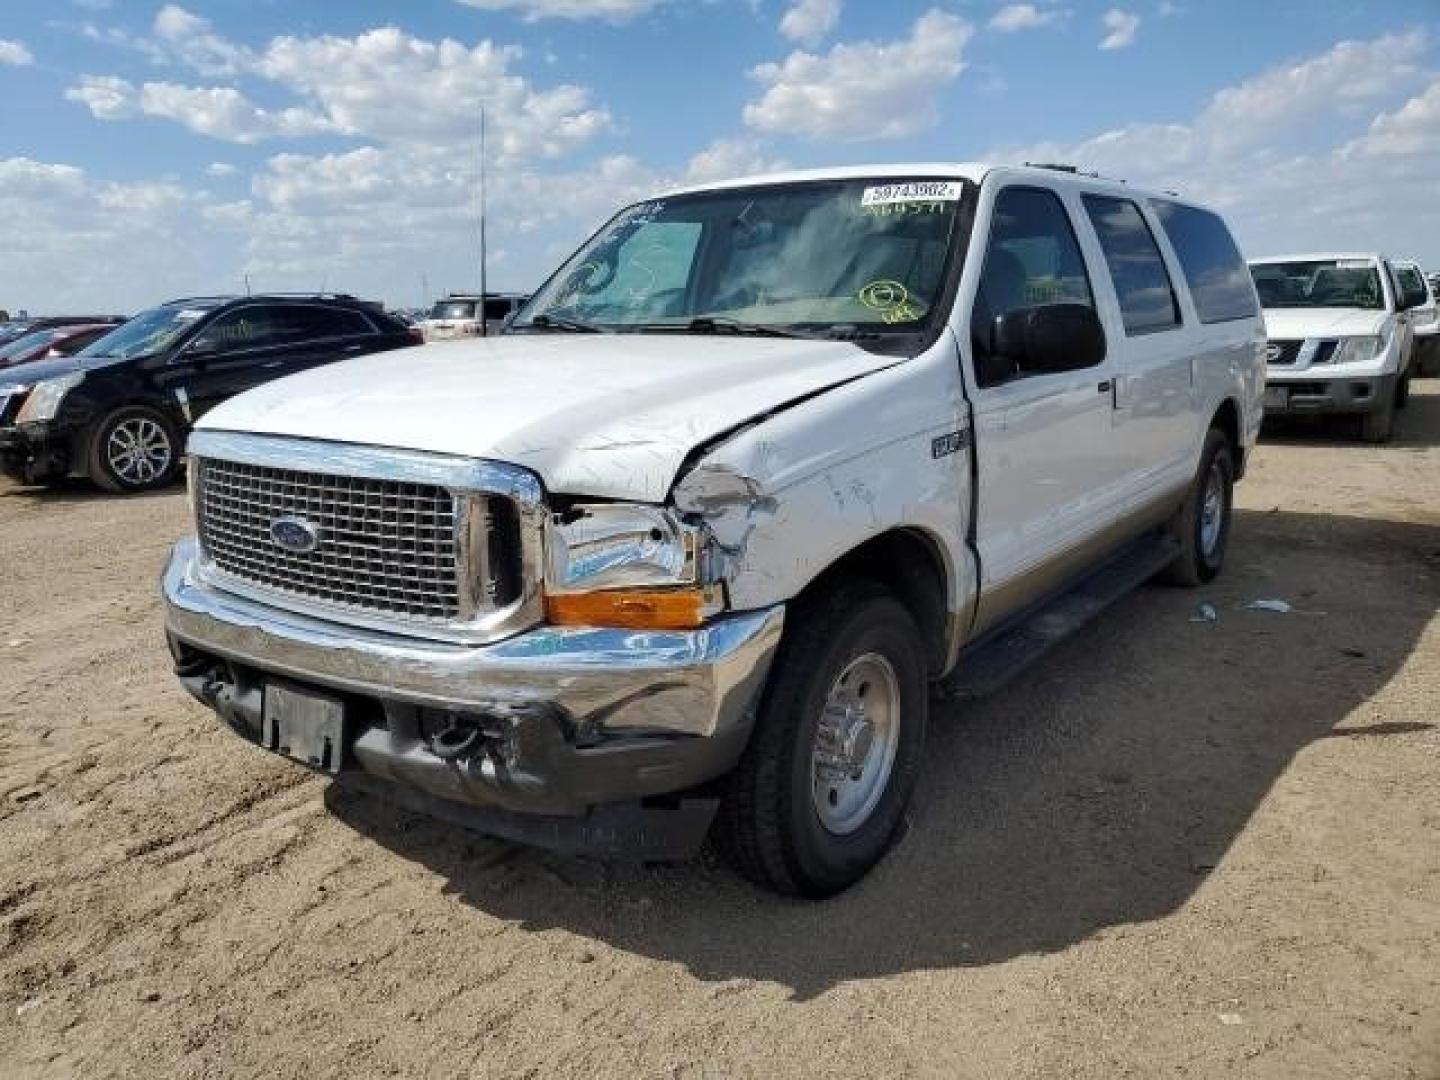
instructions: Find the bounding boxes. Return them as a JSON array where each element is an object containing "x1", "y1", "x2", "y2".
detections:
[
  {"x1": 479, "y1": 107, "x2": 489, "y2": 335},
  {"x1": 243, "y1": 273, "x2": 251, "y2": 297}
]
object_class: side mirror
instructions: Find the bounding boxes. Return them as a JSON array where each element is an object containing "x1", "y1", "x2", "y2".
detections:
[{"x1": 989, "y1": 303, "x2": 1106, "y2": 375}]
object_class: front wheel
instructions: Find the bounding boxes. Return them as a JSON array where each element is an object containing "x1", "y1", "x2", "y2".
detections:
[
  {"x1": 714, "y1": 580, "x2": 928, "y2": 898},
  {"x1": 86, "y1": 406, "x2": 182, "y2": 493},
  {"x1": 1162, "y1": 427, "x2": 1234, "y2": 587}
]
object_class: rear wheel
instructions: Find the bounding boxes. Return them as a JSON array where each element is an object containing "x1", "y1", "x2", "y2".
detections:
[
  {"x1": 714, "y1": 580, "x2": 927, "y2": 898},
  {"x1": 1163, "y1": 427, "x2": 1234, "y2": 587},
  {"x1": 86, "y1": 406, "x2": 181, "y2": 493}
]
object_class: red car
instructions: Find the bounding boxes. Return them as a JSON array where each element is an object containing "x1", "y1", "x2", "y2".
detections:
[{"x1": 0, "y1": 322, "x2": 120, "y2": 370}]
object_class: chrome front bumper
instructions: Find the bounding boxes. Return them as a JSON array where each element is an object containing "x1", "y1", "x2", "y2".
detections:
[{"x1": 163, "y1": 537, "x2": 784, "y2": 826}]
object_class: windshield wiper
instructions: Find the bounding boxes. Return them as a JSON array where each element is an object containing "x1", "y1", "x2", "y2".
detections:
[
  {"x1": 524, "y1": 313, "x2": 607, "y2": 333},
  {"x1": 676, "y1": 316, "x2": 837, "y2": 341}
]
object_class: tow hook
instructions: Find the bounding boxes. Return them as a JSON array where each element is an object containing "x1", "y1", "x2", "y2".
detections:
[{"x1": 426, "y1": 715, "x2": 487, "y2": 762}]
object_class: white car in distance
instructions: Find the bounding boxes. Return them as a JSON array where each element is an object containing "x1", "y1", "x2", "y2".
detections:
[{"x1": 1249, "y1": 253, "x2": 1420, "y2": 442}]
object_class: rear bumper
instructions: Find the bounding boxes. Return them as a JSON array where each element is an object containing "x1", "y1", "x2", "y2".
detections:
[
  {"x1": 162, "y1": 538, "x2": 784, "y2": 854},
  {"x1": 1264, "y1": 373, "x2": 1395, "y2": 416}
]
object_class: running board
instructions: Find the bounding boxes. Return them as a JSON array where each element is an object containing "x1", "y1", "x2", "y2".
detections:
[{"x1": 941, "y1": 531, "x2": 1181, "y2": 700}]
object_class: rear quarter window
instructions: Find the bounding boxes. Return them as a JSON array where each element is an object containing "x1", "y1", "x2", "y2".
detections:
[{"x1": 1152, "y1": 202, "x2": 1258, "y2": 324}]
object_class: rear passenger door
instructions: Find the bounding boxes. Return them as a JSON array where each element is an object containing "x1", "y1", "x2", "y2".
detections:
[
  {"x1": 965, "y1": 184, "x2": 1126, "y2": 633},
  {"x1": 1079, "y1": 193, "x2": 1195, "y2": 506},
  {"x1": 262, "y1": 304, "x2": 378, "y2": 377}
]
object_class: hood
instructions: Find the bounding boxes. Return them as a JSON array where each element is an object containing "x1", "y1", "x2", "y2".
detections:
[
  {"x1": 199, "y1": 334, "x2": 903, "y2": 502},
  {"x1": 0, "y1": 352, "x2": 127, "y2": 388},
  {"x1": 1261, "y1": 307, "x2": 1390, "y2": 339}
]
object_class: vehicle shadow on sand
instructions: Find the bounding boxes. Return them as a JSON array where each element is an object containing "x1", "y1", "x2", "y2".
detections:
[
  {"x1": 1262, "y1": 378, "x2": 1440, "y2": 449},
  {"x1": 326, "y1": 506, "x2": 1440, "y2": 1000},
  {"x1": 0, "y1": 476, "x2": 182, "y2": 504}
]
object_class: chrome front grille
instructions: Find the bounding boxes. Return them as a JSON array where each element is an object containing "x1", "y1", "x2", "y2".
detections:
[
  {"x1": 197, "y1": 458, "x2": 467, "y2": 620},
  {"x1": 187, "y1": 432, "x2": 546, "y2": 644}
]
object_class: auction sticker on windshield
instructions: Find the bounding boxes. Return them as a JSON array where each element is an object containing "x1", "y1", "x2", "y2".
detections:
[{"x1": 861, "y1": 182, "x2": 963, "y2": 207}]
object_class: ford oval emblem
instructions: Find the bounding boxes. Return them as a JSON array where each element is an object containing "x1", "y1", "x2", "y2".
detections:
[{"x1": 270, "y1": 516, "x2": 320, "y2": 554}]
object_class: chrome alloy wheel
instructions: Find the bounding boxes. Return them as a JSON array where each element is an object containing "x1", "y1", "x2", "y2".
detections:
[
  {"x1": 1198, "y1": 459, "x2": 1226, "y2": 558},
  {"x1": 811, "y1": 652, "x2": 902, "y2": 835},
  {"x1": 107, "y1": 417, "x2": 173, "y2": 486}
]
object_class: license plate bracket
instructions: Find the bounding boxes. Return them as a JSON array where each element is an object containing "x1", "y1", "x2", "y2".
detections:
[{"x1": 262, "y1": 682, "x2": 346, "y2": 775}]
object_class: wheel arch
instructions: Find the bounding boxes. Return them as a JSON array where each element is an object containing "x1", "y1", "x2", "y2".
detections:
[
  {"x1": 789, "y1": 526, "x2": 954, "y2": 680},
  {"x1": 1209, "y1": 397, "x2": 1243, "y2": 478}
]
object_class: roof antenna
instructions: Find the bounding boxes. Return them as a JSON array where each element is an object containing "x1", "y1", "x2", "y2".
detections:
[{"x1": 479, "y1": 105, "x2": 489, "y2": 335}]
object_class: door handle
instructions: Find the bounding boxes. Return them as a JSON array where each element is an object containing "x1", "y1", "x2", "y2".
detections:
[
  {"x1": 343, "y1": 343, "x2": 365, "y2": 353},
  {"x1": 263, "y1": 360, "x2": 284, "y2": 369}
]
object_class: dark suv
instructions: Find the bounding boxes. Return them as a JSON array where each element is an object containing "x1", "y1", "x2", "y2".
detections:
[{"x1": 0, "y1": 294, "x2": 419, "y2": 492}]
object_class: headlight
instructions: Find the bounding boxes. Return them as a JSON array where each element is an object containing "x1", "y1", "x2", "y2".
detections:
[
  {"x1": 15, "y1": 372, "x2": 84, "y2": 423},
  {"x1": 544, "y1": 504, "x2": 723, "y2": 629},
  {"x1": 1327, "y1": 336, "x2": 1381, "y2": 366}
]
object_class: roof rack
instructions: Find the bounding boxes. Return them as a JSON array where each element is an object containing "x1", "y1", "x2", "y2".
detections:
[{"x1": 1023, "y1": 162, "x2": 1121, "y2": 182}]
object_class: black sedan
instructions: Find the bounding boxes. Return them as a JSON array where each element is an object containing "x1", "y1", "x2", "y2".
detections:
[{"x1": 0, "y1": 293, "x2": 420, "y2": 492}]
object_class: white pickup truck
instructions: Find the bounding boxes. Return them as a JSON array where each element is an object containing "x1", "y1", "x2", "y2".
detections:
[{"x1": 163, "y1": 164, "x2": 1265, "y2": 896}]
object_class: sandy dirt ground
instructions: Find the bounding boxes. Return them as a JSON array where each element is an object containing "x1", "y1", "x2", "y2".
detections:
[{"x1": 2, "y1": 385, "x2": 1438, "y2": 1080}]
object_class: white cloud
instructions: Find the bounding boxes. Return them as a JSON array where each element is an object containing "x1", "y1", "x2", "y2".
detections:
[
  {"x1": 65, "y1": 75, "x2": 138, "y2": 119},
  {"x1": 0, "y1": 38, "x2": 34, "y2": 66},
  {"x1": 779, "y1": 0, "x2": 842, "y2": 47},
  {"x1": 1099, "y1": 9, "x2": 1139, "y2": 50},
  {"x1": 150, "y1": 3, "x2": 254, "y2": 76},
  {"x1": 989, "y1": 4, "x2": 1060, "y2": 33},
  {"x1": 67, "y1": 76, "x2": 334, "y2": 143},
  {"x1": 744, "y1": 9, "x2": 973, "y2": 140},
  {"x1": 988, "y1": 33, "x2": 1440, "y2": 265},
  {"x1": 254, "y1": 28, "x2": 611, "y2": 157},
  {"x1": 69, "y1": 17, "x2": 612, "y2": 159},
  {"x1": 453, "y1": 0, "x2": 664, "y2": 20},
  {"x1": 1343, "y1": 79, "x2": 1440, "y2": 159},
  {"x1": 206, "y1": 162, "x2": 239, "y2": 177},
  {"x1": 683, "y1": 137, "x2": 789, "y2": 183}
]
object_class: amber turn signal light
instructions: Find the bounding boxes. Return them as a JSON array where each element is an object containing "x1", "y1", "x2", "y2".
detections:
[{"x1": 545, "y1": 589, "x2": 706, "y2": 630}]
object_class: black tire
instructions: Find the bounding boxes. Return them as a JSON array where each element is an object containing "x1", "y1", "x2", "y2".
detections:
[
  {"x1": 85, "y1": 405, "x2": 182, "y2": 493},
  {"x1": 714, "y1": 580, "x2": 928, "y2": 898},
  {"x1": 1359, "y1": 383, "x2": 1398, "y2": 444},
  {"x1": 1162, "y1": 427, "x2": 1234, "y2": 587}
]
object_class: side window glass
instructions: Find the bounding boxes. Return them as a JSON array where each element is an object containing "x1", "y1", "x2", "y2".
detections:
[
  {"x1": 972, "y1": 186, "x2": 1096, "y2": 388},
  {"x1": 326, "y1": 308, "x2": 375, "y2": 336},
  {"x1": 1082, "y1": 195, "x2": 1180, "y2": 335},
  {"x1": 1152, "y1": 202, "x2": 1257, "y2": 323},
  {"x1": 199, "y1": 308, "x2": 277, "y2": 352}
]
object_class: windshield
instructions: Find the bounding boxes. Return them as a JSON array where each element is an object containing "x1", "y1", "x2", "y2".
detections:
[
  {"x1": 1249, "y1": 260, "x2": 1384, "y2": 311},
  {"x1": 428, "y1": 300, "x2": 478, "y2": 321},
  {"x1": 518, "y1": 178, "x2": 968, "y2": 335},
  {"x1": 0, "y1": 328, "x2": 61, "y2": 360},
  {"x1": 78, "y1": 304, "x2": 215, "y2": 359},
  {"x1": 0, "y1": 322, "x2": 37, "y2": 345}
]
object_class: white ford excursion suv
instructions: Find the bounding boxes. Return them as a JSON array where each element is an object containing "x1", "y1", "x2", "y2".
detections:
[
  {"x1": 164, "y1": 165, "x2": 1264, "y2": 896},
  {"x1": 1249, "y1": 253, "x2": 1419, "y2": 442}
]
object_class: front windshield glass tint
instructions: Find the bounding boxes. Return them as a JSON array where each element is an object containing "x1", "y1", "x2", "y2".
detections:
[
  {"x1": 0, "y1": 329, "x2": 61, "y2": 359},
  {"x1": 78, "y1": 304, "x2": 214, "y2": 359},
  {"x1": 1249, "y1": 260, "x2": 1384, "y2": 311},
  {"x1": 429, "y1": 301, "x2": 477, "y2": 320},
  {"x1": 520, "y1": 178, "x2": 967, "y2": 333}
]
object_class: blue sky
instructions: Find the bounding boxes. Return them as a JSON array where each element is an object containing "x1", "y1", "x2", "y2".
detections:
[{"x1": 1, "y1": 0, "x2": 1437, "y2": 313}]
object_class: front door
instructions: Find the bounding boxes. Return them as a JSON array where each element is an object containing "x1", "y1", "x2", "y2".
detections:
[{"x1": 965, "y1": 184, "x2": 1128, "y2": 635}]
